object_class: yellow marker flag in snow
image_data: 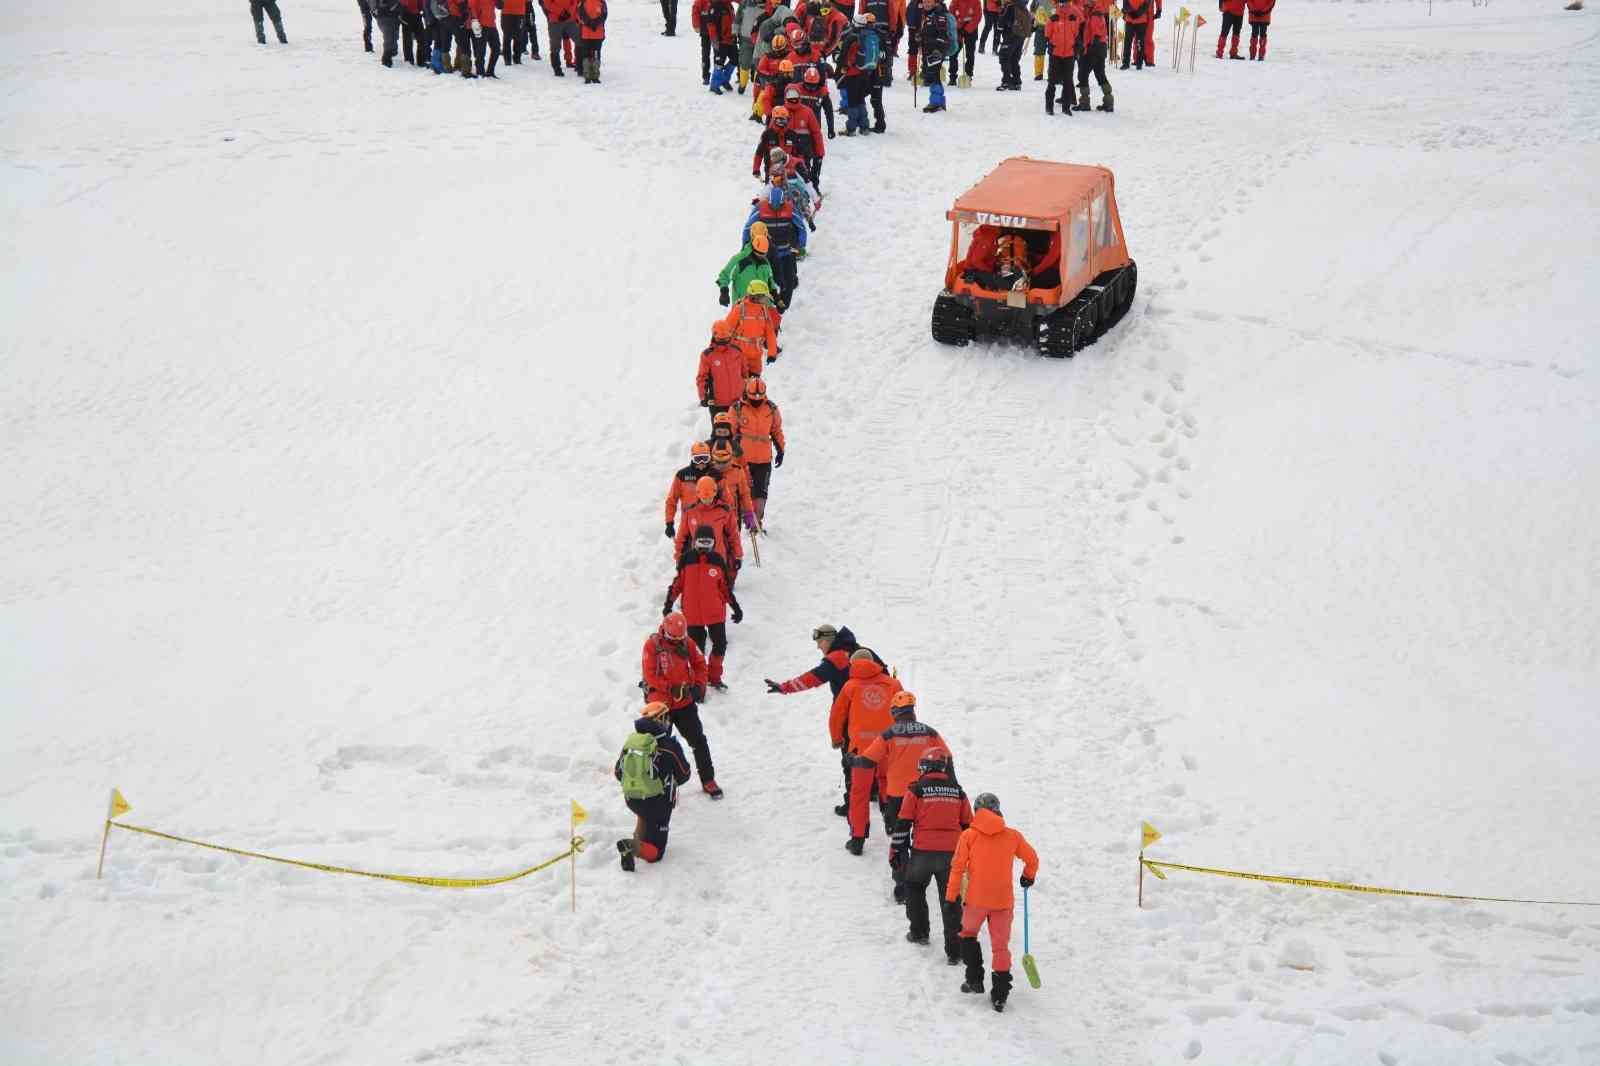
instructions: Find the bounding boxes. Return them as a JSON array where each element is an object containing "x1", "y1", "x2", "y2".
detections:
[
  {"x1": 109, "y1": 788, "x2": 131, "y2": 820},
  {"x1": 1141, "y1": 821, "x2": 1162, "y2": 849},
  {"x1": 570, "y1": 799, "x2": 587, "y2": 826}
]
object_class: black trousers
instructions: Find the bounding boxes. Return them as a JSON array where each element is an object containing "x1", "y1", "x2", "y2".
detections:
[
  {"x1": 357, "y1": 0, "x2": 373, "y2": 47},
  {"x1": 978, "y1": 9, "x2": 999, "y2": 51},
  {"x1": 401, "y1": 11, "x2": 426, "y2": 61},
  {"x1": 1077, "y1": 39, "x2": 1110, "y2": 92},
  {"x1": 1249, "y1": 22, "x2": 1267, "y2": 45},
  {"x1": 625, "y1": 793, "x2": 676, "y2": 859},
  {"x1": 868, "y1": 68, "x2": 887, "y2": 129},
  {"x1": 687, "y1": 622, "x2": 728, "y2": 659},
  {"x1": 771, "y1": 252, "x2": 798, "y2": 308},
  {"x1": 577, "y1": 38, "x2": 603, "y2": 72},
  {"x1": 668, "y1": 704, "x2": 714, "y2": 784},
  {"x1": 1121, "y1": 21, "x2": 1146, "y2": 67},
  {"x1": 999, "y1": 33, "x2": 1024, "y2": 85},
  {"x1": 950, "y1": 30, "x2": 976, "y2": 78},
  {"x1": 433, "y1": 17, "x2": 455, "y2": 66},
  {"x1": 502, "y1": 13, "x2": 525, "y2": 61},
  {"x1": 377, "y1": 14, "x2": 400, "y2": 61},
  {"x1": 904, "y1": 849, "x2": 963, "y2": 958},
  {"x1": 880, "y1": 795, "x2": 904, "y2": 869},
  {"x1": 1219, "y1": 11, "x2": 1243, "y2": 44},
  {"x1": 251, "y1": 0, "x2": 287, "y2": 41},
  {"x1": 472, "y1": 26, "x2": 501, "y2": 74},
  {"x1": 1045, "y1": 54, "x2": 1075, "y2": 109},
  {"x1": 747, "y1": 461, "x2": 771, "y2": 500},
  {"x1": 660, "y1": 0, "x2": 678, "y2": 33}
]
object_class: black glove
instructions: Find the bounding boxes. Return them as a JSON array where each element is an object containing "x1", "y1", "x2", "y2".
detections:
[
  {"x1": 731, "y1": 602, "x2": 744, "y2": 624},
  {"x1": 691, "y1": 685, "x2": 707, "y2": 703},
  {"x1": 774, "y1": 449, "x2": 784, "y2": 468},
  {"x1": 718, "y1": 286, "x2": 730, "y2": 307},
  {"x1": 1020, "y1": 875, "x2": 1035, "y2": 888},
  {"x1": 765, "y1": 679, "x2": 782, "y2": 693},
  {"x1": 665, "y1": 522, "x2": 675, "y2": 538}
]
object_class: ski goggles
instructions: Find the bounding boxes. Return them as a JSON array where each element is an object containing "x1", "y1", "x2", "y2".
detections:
[
  {"x1": 812, "y1": 626, "x2": 838, "y2": 642},
  {"x1": 691, "y1": 455, "x2": 711, "y2": 466}
]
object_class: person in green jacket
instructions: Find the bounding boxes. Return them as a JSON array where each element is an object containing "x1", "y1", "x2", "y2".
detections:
[{"x1": 716, "y1": 231, "x2": 778, "y2": 306}]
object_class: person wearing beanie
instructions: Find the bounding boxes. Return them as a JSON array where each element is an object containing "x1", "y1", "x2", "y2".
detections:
[{"x1": 946, "y1": 792, "x2": 1040, "y2": 1011}]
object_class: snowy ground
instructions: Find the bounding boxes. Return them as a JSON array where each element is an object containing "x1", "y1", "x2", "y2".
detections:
[{"x1": 3, "y1": 1, "x2": 1599, "y2": 1063}]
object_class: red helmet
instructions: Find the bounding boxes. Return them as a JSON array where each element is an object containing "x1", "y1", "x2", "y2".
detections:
[
  {"x1": 660, "y1": 612, "x2": 689, "y2": 641},
  {"x1": 803, "y1": 67, "x2": 821, "y2": 86},
  {"x1": 917, "y1": 746, "x2": 951, "y2": 776}
]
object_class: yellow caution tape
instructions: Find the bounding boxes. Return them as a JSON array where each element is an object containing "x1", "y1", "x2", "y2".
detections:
[
  {"x1": 111, "y1": 821, "x2": 584, "y2": 889},
  {"x1": 1141, "y1": 858, "x2": 1600, "y2": 907}
]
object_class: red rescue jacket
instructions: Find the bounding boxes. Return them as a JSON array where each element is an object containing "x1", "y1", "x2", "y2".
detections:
[
  {"x1": 1246, "y1": 0, "x2": 1273, "y2": 23},
  {"x1": 578, "y1": 0, "x2": 607, "y2": 38},
  {"x1": 665, "y1": 549, "x2": 738, "y2": 626},
  {"x1": 640, "y1": 632, "x2": 708, "y2": 709},
  {"x1": 697, "y1": 341, "x2": 747, "y2": 407},
  {"x1": 896, "y1": 772, "x2": 972, "y2": 853},
  {"x1": 951, "y1": 0, "x2": 982, "y2": 33}
]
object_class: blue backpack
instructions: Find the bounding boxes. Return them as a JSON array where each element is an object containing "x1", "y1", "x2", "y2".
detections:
[{"x1": 858, "y1": 27, "x2": 881, "y2": 68}]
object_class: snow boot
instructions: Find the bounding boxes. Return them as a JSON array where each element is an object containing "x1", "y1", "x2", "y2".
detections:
[
  {"x1": 834, "y1": 801, "x2": 848, "y2": 816},
  {"x1": 703, "y1": 780, "x2": 724, "y2": 800},
  {"x1": 991, "y1": 971, "x2": 1013, "y2": 1012},
  {"x1": 616, "y1": 839, "x2": 636, "y2": 872},
  {"x1": 1076, "y1": 85, "x2": 1091, "y2": 110},
  {"x1": 1229, "y1": 32, "x2": 1243, "y2": 59},
  {"x1": 1248, "y1": 35, "x2": 1258, "y2": 60},
  {"x1": 946, "y1": 951, "x2": 961, "y2": 966},
  {"x1": 257, "y1": 29, "x2": 267, "y2": 44},
  {"x1": 845, "y1": 836, "x2": 865, "y2": 855},
  {"x1": 1096, "y1": 90, "x2": 1114, "y2": 112},
  {"x1": 1033, "y1": 54, "x2": 1044, "y2": 80},
  {"x1": 906, "y1": 929, "x2": 930, "y2": 946},
  {"x1": 922, "y1": 102, "x2": 945, "y2": 113},
  {"x1": 959, "y1": 938, "x2": 986, "y2": 993},
  {"x1": 1215, "y1": 33, "x2": 1225, "y2": 59}
]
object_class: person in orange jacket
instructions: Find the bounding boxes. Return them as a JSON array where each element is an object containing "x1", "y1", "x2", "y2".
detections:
[
  {"x1": 946, "y1": 791, "x2": 1039, "y2": 1011},
  {"x1": 698, "y1": 320, "x2": 748, "y2": 425},
  {"x1": 1120, "y1": 0, "x2": 1148, "y2": 69},
  {"x1": 731, "y1": 376, "x2": 785, "y2": 526},
  {"x1": 663, "y1": 441, "x2": 714, "y2": 538},
  {"x1": 576, "y1": 0, "x2": 606, "y2": 82},
  {"x1": 831, "y1": 649, "x2": 902, "y2": 852},
  {"x1": 851, "y1": 692, "x2": 948, "y2": 899},
  {"x1": 664, "y1": 525, "x2": 743, "y2": 690},
  {"x1": 673, "y1": 476, "x2": 744, "y2": 574},
  {"x1": 1245, "y1": 0, "x2": 1272, "y2": 61},
  {"x1": 710, "y1": 440, "x2": 758, "y2": 533},
  {"x1": 1216, "y1": 0, "x2": 1244, "y2": 59},
  {"x1": 706, "y1": 409, "x2": 741, "y2": 456},
  {"x1": 640, "y1": 612, "x2": 723, "y2": 797},
  {"x1": 721, "y1": 279, "x2": 782, "y2": 369}
]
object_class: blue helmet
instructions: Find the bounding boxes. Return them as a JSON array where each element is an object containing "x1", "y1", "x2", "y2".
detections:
[{"x1": 767, "y1": 185, "x2": 785, "y2": 208}]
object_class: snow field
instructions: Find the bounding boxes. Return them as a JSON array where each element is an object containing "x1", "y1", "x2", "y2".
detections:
[{"x1": 2, "y1": 1, "x2": 1599, "y2": 1064}]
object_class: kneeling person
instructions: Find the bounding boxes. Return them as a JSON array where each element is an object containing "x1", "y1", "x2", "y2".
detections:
[{"x1": 615, "y1": 702, "x2": 693, "y2": 870}]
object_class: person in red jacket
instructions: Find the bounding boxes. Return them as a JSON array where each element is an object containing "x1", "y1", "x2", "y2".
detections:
[
  {"x1": 1143, "y1": 0, "x2": 1161, "y2": 64},
  {"x1": 673, "y1": 476, "x2": 744, "y2": 572},
  {"x1": 500, "y1": 0, "x2": 530, "y2": 65},
  {"x1": 1245, "y1": 0, "x2": 1272, "y2": 60},
  {"x1": 1075, "y1": 0, "x2": 1111, "y2": 111},
  {"x1": 779, "y1": 87, "x2": 826, "y2": 186},
  {"x1": 977, "y1": 0, "x2": 1002, "y2": 53},
  {"x1": 948, "y1": 0, "x2": 980, "y2": 84},
  {"x1": 640, "y1": 612, "x2": 723, "y2": 797},
  {"x1": 577, "y1": 0, "x2": 606, "y2": 82},
  {"x1": 545, "y1": 0, "x2": 579, "y2": 73},
  {"x1": 466, "y1": 0, "x2": 502, "y2": 75},
  {"x1": 1120, "y1": 0, "x2": 1148, "y2": 69},
  {"x1": 697, "y1": 321, "x2": 748, "y2": 424},
  {"x1": 1043, "y1": 0, "x2": 1082, "y2": 115},
  {"x1": 694, "y1": 0, "x2": 737, "y2": 87},
  {"x1": 805, "y1": 2, "x2": 850, "y2": 53},
  {"x1": 892, "y1": 746, "x2": 971, "y2": 964},
  {"x1": 664, "y1": 526, "x2": 744, "y2": 690},
  {"x1": 1216, "y1": 0, "x2": 1245, "y2": 59},
  {"x1": 946, "y1": 792, "x2": 1040, "y2": 1011}
]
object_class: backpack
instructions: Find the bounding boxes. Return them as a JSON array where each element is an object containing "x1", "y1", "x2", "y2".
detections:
[
  {"x1": 858, "y1": 26, "x2": 881, "y2": 68},
  {"x1": 924, "y1": 10, "x2": 954, "y2": 57},
  {"x1": 619, "y1": 732, "x2": 665, "y2": 800},
  {"x1": 1009, "y1": 1, "x2": 1033, "y2": 38}
]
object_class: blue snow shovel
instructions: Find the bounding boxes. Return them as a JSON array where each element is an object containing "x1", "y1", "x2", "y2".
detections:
[{"x1": 1022, "y1": 886, "x2": 1042, "y2": 988}]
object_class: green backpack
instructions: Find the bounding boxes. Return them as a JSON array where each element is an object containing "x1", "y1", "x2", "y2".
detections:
[{"x1": 620, "y1": 732, "x2": 665, "y2": 800}]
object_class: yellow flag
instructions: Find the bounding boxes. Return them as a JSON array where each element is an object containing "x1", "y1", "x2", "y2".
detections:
[
  {"x1": 109, "y1": 788, "x2": 131, "y2": 820},
  {"x1": 1141, "y1": 821, "x2": 1162, "y2": 849},
  {"x1": 570, "y1": 799, "x2": 587, "y2": 826}
]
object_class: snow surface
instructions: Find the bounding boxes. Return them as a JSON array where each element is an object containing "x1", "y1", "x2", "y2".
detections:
[{"x1": 3, "y1": 1, "x2": 1599, "y2": 1063}]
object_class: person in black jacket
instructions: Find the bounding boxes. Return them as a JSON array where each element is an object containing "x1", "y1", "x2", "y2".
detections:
[
  {"x1": 892, "y1": 749, "x2": 973, "y2": 963},
  {"x1": 357, "y1": 0, "x2": 376, "y2": 51},
  {"x1": 373, "y1": 0, "x2": 402, "y2": 64},
  {"x1": 764, "y1": 625, "x2": 885, "y2": 814},
  {"x1": 917, "y1": 0, "x2": 952, "y2": 112},
  {"x1": 614, "y1": 705, "x2": 694, "y2": 871}
]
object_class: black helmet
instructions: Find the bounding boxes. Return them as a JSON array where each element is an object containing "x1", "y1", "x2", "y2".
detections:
[
  {"x1": 692, "y1": 526, "x2": 717, "y2": 551},
  {"x1": 974, "y1": 792, "x2": 1001, "y2": 815}
]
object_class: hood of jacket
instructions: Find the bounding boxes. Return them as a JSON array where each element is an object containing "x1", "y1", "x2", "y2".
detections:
[
  {"x1": 847, "y1": 657, "x2": 885, "y2": 682},
  {"x1": 972, "y1": 808, "x2": 1007, "y2": 835}
]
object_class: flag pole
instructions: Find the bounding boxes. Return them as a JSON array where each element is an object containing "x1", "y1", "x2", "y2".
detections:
[
  {"x1": 96, "y1": 818, "x2": 112, "y2": 879},
  {"x1": 570, "y1": 806, "x2": 577, "y2": 913},
  {"x1": 97, "y1": 788, "x2": 129, "y2": 879}
]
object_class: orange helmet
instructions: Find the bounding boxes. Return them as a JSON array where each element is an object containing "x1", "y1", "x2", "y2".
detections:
[
  {"x1": 771, "y1": 32, "x2": 788, "y2": 50},
  {"x1": 711, "y1": 441, "x2": 736, "y2": 465},
  {"x1": 744, "y1": 377, "x2": 767, "y2": 400},
  {"x1": 890, "y1": 691, "x2": 917, "y2": 715},
  {"x1": 641, "y1": 700, "x2": 672, "y2": 720},
  {"x1": 659, "y1": 613, "x2": 689, "y2": 641},
  {"x1": 749, "y1": 220, "x2": 769, "y2": 242},
  {"x1": 751, "y1": 232, "x2": 770, "y2": 254},
  {"x1": 713, "y1": 411, "x2": 736, "y2": 431},
  {"x1": 778, "y1": 60, "x2": 795, "y2": 76},
  {"x1": 771, "y1": 104, "x2": 790, "y2": 124},
  {"x1": 695, "y1": 476, "x2": 718, "y2": 502},
  {"x1": 712, "y1": 319, "x2": 734, "y2": 342}
]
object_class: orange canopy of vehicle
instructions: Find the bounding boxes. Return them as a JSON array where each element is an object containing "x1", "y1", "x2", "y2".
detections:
[{"x1": 948, "y1": 157, "x2": 1113, "y2": 228}]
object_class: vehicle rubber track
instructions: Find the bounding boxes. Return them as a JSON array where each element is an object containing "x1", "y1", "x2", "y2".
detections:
[
  {"x1": 931, "y1": 294, "x2": 976, "y2": 346},
  {"x1": 1034, "y1": 260, "x2": 1137, "y2": 358}
]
